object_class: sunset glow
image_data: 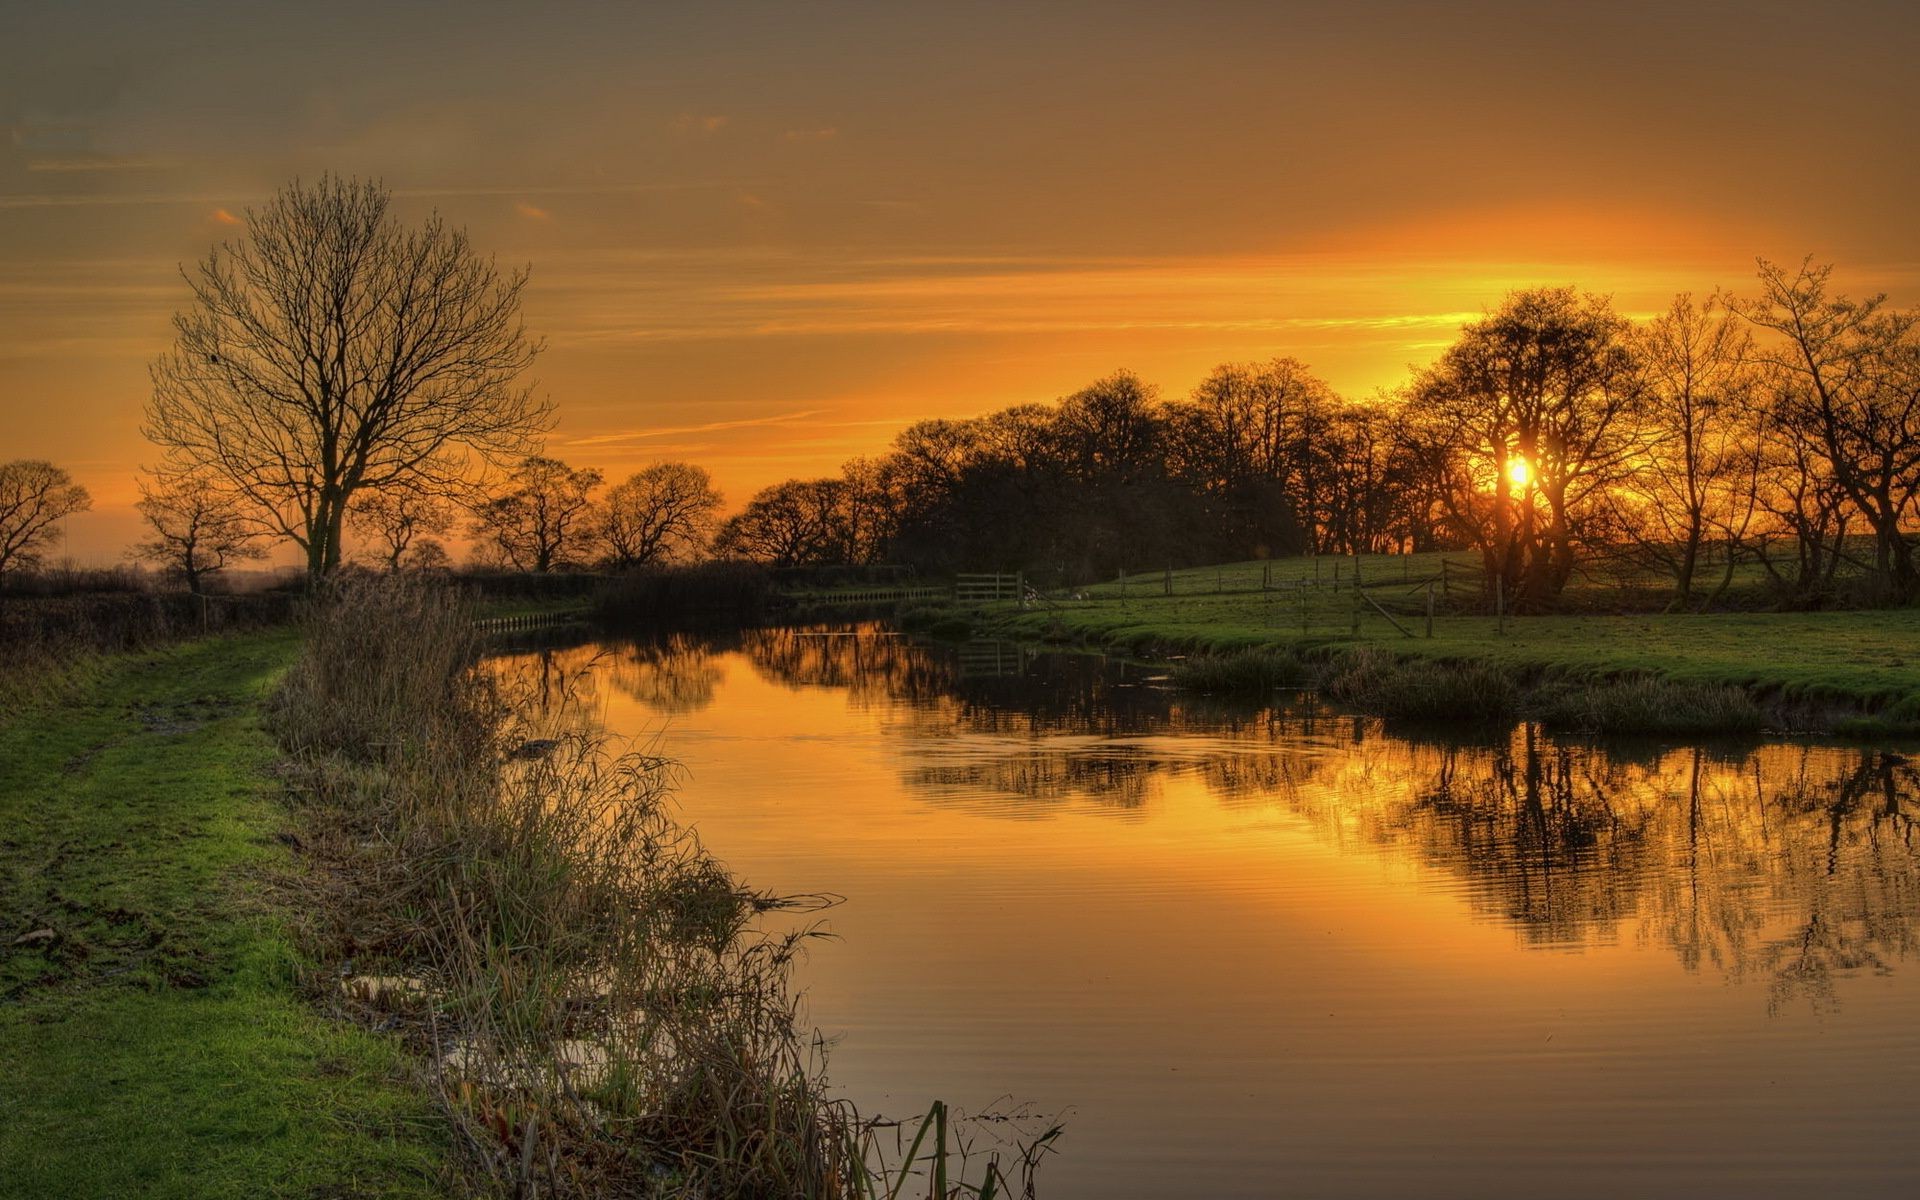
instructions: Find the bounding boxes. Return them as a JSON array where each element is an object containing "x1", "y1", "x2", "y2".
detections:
[{"x1": 4, "y1": 3, "x2": 1918, "y2": 560}]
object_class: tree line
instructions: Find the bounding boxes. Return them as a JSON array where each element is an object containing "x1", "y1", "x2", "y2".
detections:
[
  {"x1": 3, "y1": 174, "x2": 1915, "y2": 608},
  {"x1": 713, "y1": 265, "x2": 1920, "y2": 608}
]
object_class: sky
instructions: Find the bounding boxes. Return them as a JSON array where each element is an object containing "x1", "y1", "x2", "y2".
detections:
[{"x1": 5, "y1": 0, "x2": 1919, "y2": 561}]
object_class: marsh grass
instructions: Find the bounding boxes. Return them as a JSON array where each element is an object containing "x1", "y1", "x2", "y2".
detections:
[
  {"x1": 1533, "y1": 677, "x2": 1768, "y2": 735},
  {"x1": 272, "y1": 575, "x2": 1054, "y2": 1197},
  {"x1": 1320, "y1": 649, "x2": 1523, "y2": 725},
  {"x1": 1167, "y1": 649, "x2": 1310, "y2": 695}
]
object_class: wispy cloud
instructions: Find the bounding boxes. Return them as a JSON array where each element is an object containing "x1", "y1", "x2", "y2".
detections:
[
  {"x1": 514, "y1": 201, "x2": 550, "y2": 221},
  {"x1": 783, "y1": 127, "x2": 839, "y2": 143},
  {"x1": 672, "y1": 113, "x2": 729, "y2": 137},
  {"x1": 210, "y1": 207, "x2": 242, "y2": 226},
  {"x1": 26, "y1": 155, "x2": 182, "y2": 173},
  {"x1": 563, "y1": 409, "x2": 824, "y2": 448}
]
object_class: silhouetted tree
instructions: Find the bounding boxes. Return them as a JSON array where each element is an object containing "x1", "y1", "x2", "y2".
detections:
[
  {"x1": 144, "y1": 175, "x2": 548, "y2": 578},
  {"x1": 470, "y1": 456, "x2": 603, "y2": 571},
  {"x1": 713, "y1": 478, "x2": 848, "y2": 567},
  {"x1": 1615, "y1": 294, "x2": 1765, "y2": 609},
  {"x1": 0, "y1": 460, "x2": 90, "y2": 583},
  {"x1": 130, "y1": 471, "x2": 265, "y2": 594},
  {"x1": 1731, "y1": 259, "x2": 1920, "y2": 601},
  {"x1": 1411, "y1": 288, "x2": 1642, "y2": 604},
  {"x1": 598, "y1": 462, "x2": 723, "y2": 569},
  {"x1": 348, "y1": 490, "x2": 458, "y2": 572}
]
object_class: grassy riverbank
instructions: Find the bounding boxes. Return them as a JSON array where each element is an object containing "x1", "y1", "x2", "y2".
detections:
[
  {"x1": 0, "y1": 633, "x2": 444, "y2": 1199},
  {"x1": 938, "y1": 594, "x2": 1920, "y2": 733}
]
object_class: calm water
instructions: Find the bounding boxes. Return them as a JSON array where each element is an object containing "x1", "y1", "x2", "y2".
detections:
[{"x1": 498, "y1": 625, "x2": 1920, "y2": 1198}]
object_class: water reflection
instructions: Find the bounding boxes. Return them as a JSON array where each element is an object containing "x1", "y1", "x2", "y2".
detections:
[{"x1": 493, "y1": 625, "x2": 1920, "y2": 1009}]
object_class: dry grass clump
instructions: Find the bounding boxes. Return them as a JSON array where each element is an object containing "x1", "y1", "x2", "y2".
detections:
[
  {"x1": 272, "y1": 574, "x2": 1054, "y2": 1198},
  {"x1": 1533, "y1": 677, "x2": 1768, "y2": 735},
  {"x1": 1321, "y1": 648, "x2": 1522, "y2": 725}
]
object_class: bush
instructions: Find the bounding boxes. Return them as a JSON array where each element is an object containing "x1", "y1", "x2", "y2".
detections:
[{"x1": 592, "y1": 561, "x2": 774, "y2": 627}]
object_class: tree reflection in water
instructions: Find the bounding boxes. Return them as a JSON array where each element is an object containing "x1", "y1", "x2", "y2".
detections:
[{"x1": 491, "y1": 623, "x2": 1920, "y2": 1009}]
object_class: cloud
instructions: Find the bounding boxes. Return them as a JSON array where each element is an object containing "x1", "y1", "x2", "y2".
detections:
[
  {"x1": 734, "y1": 191, "x2": 775, "y2": 214},
  {"x1": 514, "y1": 201, "x2": 551, "y2": 221},
  {"x1": 565, "y1": 409, "x2": 824, "y2": 448},
  {"x1": 672, "y1": 113, "x2": 729, "y2": 137},
  {"x1": 210, "y1": 207, "x2": 242, "y2": 226},
  {"x1": 27, "y1": 155, "x2": 182, "y2": 173},
  {"x1": 783, "y1": 127, "x2": 839, "y2": 143}
]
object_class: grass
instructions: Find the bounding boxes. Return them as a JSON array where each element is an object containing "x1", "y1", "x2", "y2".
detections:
[
  {"x1": 948, "y1": 568, "x2": 1920, "y2": 731},
  {"x1": 0, "y1": 632, "x2": 445, "y2": 1199},
  {"x1": 274, "y1": 575, "x2": 1057, "y2": 1197}
]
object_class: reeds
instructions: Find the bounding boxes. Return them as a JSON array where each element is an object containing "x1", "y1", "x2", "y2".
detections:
[
  {"x1": 1320, "y1": 649, "x2": 1522, "y2": 725},
  {"x1": 271, "y1": 574, "x2": 1053, "y2": 1197},
  {"x1": 1533, "y1": 677, "x2": 1768, "y2": 735},
  {"x1": 1166, "y1": 649, "x2": 1309, "y2": 695}
]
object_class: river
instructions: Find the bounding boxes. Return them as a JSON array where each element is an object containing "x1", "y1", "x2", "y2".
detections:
[{"x1": 494, "y1": 624, "x2": 1920, "y2": 1198}]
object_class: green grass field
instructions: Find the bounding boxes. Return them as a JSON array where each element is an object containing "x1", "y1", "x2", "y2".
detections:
[
  {"x1": 0, "y1": 633, "x2": 445, "y2": 1199},
  {"x1": 976, "y1": 556, "x2": 1920, "y2": 714}
]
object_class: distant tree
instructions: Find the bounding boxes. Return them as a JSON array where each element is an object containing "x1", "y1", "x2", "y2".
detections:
[
  {"x1": 130, "y1": 472, "x2": 266, "y2": 594},
  {"x1": 348, "y1": 490, "x2": 458, "y2": 572},
  {"x1": 144, "y1": 175, "x2": 548, "y2": 579},
  {"x1": 470, "y1": 456, "x2": 603, "y2": 572},
  {"x1": 0, "y1": 460, "x2": 90, "y2": 583},
  {"x1": 1731, "y1": 259, "x2": 1920, "y2": 601},
  {"x1": 598, "y1": 462, "x2": 723, "y2": 569},
  {"x1": 1616, "y1": 294, "x2": 1765, "y2": 610},
  {"x1": 1411, "y1": 288, "x2": 1642, "y2": 604},
  {"x1": 402, "y1": 538, "x2": 453, "y2": 573},
  {"x1": 713, "y1": 478, "x2": 847, "y2": 566}
]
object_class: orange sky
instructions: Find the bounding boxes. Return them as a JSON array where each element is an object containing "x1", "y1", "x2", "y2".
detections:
[{"x1": 5, "y1": 0, "x2": 1919, "y2": 562}]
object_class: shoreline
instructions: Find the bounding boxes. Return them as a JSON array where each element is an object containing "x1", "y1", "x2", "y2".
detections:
[{"x1": 907, "y1": 603, "x2": 1920, "y2": 737}]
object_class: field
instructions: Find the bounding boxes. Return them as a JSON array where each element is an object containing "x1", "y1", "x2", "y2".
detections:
[
  {"x1": 954, "y1": 554, "x2": 1920, "y2": 721},
  {"x1": 0, "y1": 633, "x2": 444, "y2": 1199}
]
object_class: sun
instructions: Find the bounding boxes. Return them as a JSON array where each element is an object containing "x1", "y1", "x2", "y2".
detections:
[{"x1": 1505, "y1": 456, "x2": 1533, "y2": 488}]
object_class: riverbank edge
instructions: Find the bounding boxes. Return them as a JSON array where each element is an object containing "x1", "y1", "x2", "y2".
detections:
[
  {"x1": 912, "y1": 603, "x2": 1920, "y2": 737},
  {"x1": 0, "y1": 631, "x2": 447, "y2": 1199}
]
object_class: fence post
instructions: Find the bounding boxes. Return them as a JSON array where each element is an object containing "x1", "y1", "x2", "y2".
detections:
[
  {"x1": 1350, "y1": 575, "x2": 1361, "y2": 636},
  {"x1": 1496, "y1": 574, "x2": 1506, "y2": 635},
  {"x1": 1425, "y1": 580, "x2": 1435, "y2": 638},
  {"x1": 1164, "y1": 566, "x2": 1172, "y2": 597},
  {"x1": 1334, "y1": 559, "x2": 1341, "y2": 588},
  {"x1": 1119, "y1": 567, "x2": 1126, "y2": 599},
  {"x1": 1300, "y1": 581, "x2": 1309, "y2": 636},
  {"x1": 1442, "y1": 558, "x2": 1451, "y2": 598}
]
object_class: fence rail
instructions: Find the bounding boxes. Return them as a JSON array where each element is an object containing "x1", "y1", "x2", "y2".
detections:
[
  {"x1": 474, "y1": 608, "x2": 592, "y2": 635},
  {"x1": 954, "y1": 573, "x2": 1024, "y2": 603}
]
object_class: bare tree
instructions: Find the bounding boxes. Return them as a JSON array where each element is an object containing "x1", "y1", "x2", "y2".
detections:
[
  {"x1": 470, "y1": 456, "x2": 603, "y2": 572},
  {"x1": 144, "y1": 175, "x2": 548, "y2": 579},
  {"x1": 598, "y1": 462, "x2": 723, "y2": 569},
  {"x1": 1731, "y1": 259, "x2": 1920, "y2": 601},
  {"x1": 348, "y1": 490, "x2": 458, "y2": 572},
  {"x1": 0, "y1": 460, "x2": 90, "y2": 583},
  {"x1": 1616, "y1": 294, "x2": 1765, "y2": 610},
  {"x1": 130, "y1": 472, "x2": 266, "y2": 594}
]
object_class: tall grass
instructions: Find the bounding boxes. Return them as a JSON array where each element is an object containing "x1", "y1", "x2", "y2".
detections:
[
  {"x1": 1320, "y1": 649, "x2": 1522, "y2": 725},
  {"x1": 1533, "y1": 677, "x2": 1767, "y2": 735},
  {"x1": 271, "y1": 575, "x2": 1053, "y2": 1197},
  {"x1": 1166, "y1": 649, "x2": 1309, "y2": 695}
]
